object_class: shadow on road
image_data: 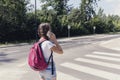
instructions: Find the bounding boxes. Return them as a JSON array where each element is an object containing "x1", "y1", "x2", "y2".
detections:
[
  {"x1": 0, "y1": 59, "x2": 16, "y2": 63},
  {"x1": 0, "y1": 52, "x2": 8, "y2": 56},
  {"x1": 0, "y1": 52, "x2": 17, "y2": 63}
]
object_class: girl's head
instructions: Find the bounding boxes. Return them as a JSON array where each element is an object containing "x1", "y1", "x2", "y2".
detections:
[{"x1": 38, "y1": 23, "x2": 51, "y2": 39}]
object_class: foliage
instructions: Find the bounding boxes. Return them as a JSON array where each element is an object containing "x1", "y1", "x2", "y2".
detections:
[
  {"x1": 38, "y1": 0, "x2": 70, "y2": 37},
  {"x1": 0, "y1": 0, "x2": 120, "y2": 43},
  {"x1": 0, "y1": 0, "x2": 28, "y2": 42}
]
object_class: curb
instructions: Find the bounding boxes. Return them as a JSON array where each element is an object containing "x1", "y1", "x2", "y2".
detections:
[
  {"x1": 0, "y1": 34, "x2": 120, "y2": 48},
  {"x1": 0, "y1": 43, "x2": 29, "y2": 48}
]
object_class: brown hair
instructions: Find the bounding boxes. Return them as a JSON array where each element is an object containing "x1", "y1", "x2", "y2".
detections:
[{"x1": 38, "y1": 23, "x2": 50, "y2": 40}]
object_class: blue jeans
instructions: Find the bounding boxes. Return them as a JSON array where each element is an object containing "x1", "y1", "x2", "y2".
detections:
[{"x1": 39, "y1": 63, "x2": 56, "y2": 80}]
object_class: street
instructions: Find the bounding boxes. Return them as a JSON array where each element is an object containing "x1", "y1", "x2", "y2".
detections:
[{"x1": 0, "y1": 34, "x2": 120, "y2": 80}]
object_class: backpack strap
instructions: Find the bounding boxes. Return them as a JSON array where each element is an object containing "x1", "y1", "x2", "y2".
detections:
[
  {"x1": 39, "y1": 40, "x2": 54, "y2": 75},
  {"x1": 47, "y1": 51, "x2": 54, "y2": 75},
  {"x1": 51, "y1": 52, "x2": 54, "y2": 75},
  {"x1": 35, "y1": 41, "x2": 46, "y2": 63},
  {"x1": 38, "y1": 41, "x2": 46, "y2": 62},
  {"x1": 47, "y1": 51, "x2": 53, "y2": 64}
]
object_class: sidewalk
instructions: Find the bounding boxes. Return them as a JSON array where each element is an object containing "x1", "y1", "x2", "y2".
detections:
[{"x1": 100, "y1": 38, "x2": 120, "y2": 51}]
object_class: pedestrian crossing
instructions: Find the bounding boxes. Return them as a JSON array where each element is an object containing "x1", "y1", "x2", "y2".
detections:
[
  {"x1": 86, "y1": 54, "x2": 120, "y2": 62},
  {"x1": 75, "y1": 58, "x2": 120, "y2": 69},
  {"x1": 57, "y1": 71, "x2": 81, "y2": 80},
  {"x1": 61, "y1": 62, "x2": 120, "y2": 80},
  {"x1": 1, "y1": 49, "x2": 120, "y2": 80},
  {"x1": 0, "y1": 67, "x2": 27, "y2": 80},
  {"x1": 93, "y1": 51, "x2": 120, "y2": 57},
  {"x1": 59, "y1": 51, "x2": 120, "y2": 80}
]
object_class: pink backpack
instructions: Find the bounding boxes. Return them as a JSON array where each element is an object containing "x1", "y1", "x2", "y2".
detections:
[{"x1": 28, "y1": 40, "x2": 53, "y2": 71}]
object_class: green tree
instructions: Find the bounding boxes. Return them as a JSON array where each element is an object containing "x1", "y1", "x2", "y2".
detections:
[
  {"x1": 79, "y1": 0, "x2": 100, "y2": 34},
  {"x1": 39, "y1": 0, "x2": 70, "y2": 37},
  {"x1": 91, "y1": 8, "x2": 107, "y2": 33},
  {"x1": 40, "y1": 0, "x2": 69, "y2": 15},
  {"x1": 80, "y1": 0, "x2": 99, "y2": 23},
  {"x1": 0, "y1": 0, "x2": 28, "y2": 42}
]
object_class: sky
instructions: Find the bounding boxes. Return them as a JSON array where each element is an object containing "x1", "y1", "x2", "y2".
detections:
[
  {"x1": 30, "y1": 0, "x2": 120, "y2": 16},
  {"x1": 97, "y1": 0, "x2": 120, "y2": 16}
]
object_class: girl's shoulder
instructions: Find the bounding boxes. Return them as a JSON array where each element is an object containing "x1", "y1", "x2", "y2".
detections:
[
  {"x1": 43, "y1": 40, "x2": 55, "y2": 48},
  {"x1": 43, "y1": 40, "x2": 54, "y2": 45},
  {"x1": 44, "y1": 40, "x2": 51, "y2": 43}
]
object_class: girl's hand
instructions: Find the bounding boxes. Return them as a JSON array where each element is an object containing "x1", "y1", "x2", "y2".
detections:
[{"x1": 49, "y1": 32, "x2": 57, "y2": 42}]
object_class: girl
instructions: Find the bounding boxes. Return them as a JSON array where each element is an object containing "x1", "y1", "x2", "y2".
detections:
[{"x1": 38, "y1": 23, "x2": 63, "y2": 80}]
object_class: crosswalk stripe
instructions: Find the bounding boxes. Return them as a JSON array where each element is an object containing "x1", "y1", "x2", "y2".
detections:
[
  {"x1": 93, "y1": 51, "x2": 120, "y2": 57},
  {"x1": 57, "y1": 71, "x2": 81, "y2": 80},
  {"x1": 18, "y1": 62, "x2": 81, "y2": 80},
  {"x1": 75, "y1": 58, "x2": 120, "y2": 69},
  {"x1": 112, "y1": 48, "x2": 120, "y2": 51},
  {"x1": 85, "y1": 54, "x2": 120, "y2": 62},
  {"x1": 0, "y1": 68, "x2": 27, "y2": 80},
  {"x1": 61, "y1": 62, "x2": 120, "y2": 80}
]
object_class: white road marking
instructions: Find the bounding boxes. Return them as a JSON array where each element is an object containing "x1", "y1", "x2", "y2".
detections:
[
  {"x1": 57, "y1": 71, "x2": 81, "y2": 80},
  {"x1": 0, "y1": 68, "x2": 27, "y2": 80},
  {"x1": 75, "y1": 58, "x2": 120, "y2": 69},
  {"x1": 111, "y1": 48, "x2": 120, "y2": 51},
  {"x1": 18, "y1": 62, "x2": 81, "y2": 80},
  {"x1": 93, "y1": 51, "x2": 120, "y2": 57},
  {"x1": 86, "y1": 54, "x2": 120, "y2": 62},
  {"x1": 61, "y1": 62, "x2": 120, "y2": 80},
  {"x1": 6, "y1": 50, "x2": 20, "y2": 53},
  {"x1": 18, "y1": 62, "x2": 27, "y2": 67}
]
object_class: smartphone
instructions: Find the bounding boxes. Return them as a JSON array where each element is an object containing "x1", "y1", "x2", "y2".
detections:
[{"x1": 47, "y1": 31, "x2": 51, "y2": 38}]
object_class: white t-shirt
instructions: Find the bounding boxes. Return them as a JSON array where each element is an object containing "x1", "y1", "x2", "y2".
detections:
[{"x1": 41, "y1": 40, "x2": 55, "y2": 61}]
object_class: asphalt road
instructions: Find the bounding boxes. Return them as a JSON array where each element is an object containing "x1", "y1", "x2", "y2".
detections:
[{"x1": 0, "y1": 34, "x2": 120, "y2": 80}]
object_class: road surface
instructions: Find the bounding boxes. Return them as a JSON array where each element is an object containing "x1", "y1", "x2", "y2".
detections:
[{"x1": 0, "y1": 34, "x2": 120, "y2": 80}]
